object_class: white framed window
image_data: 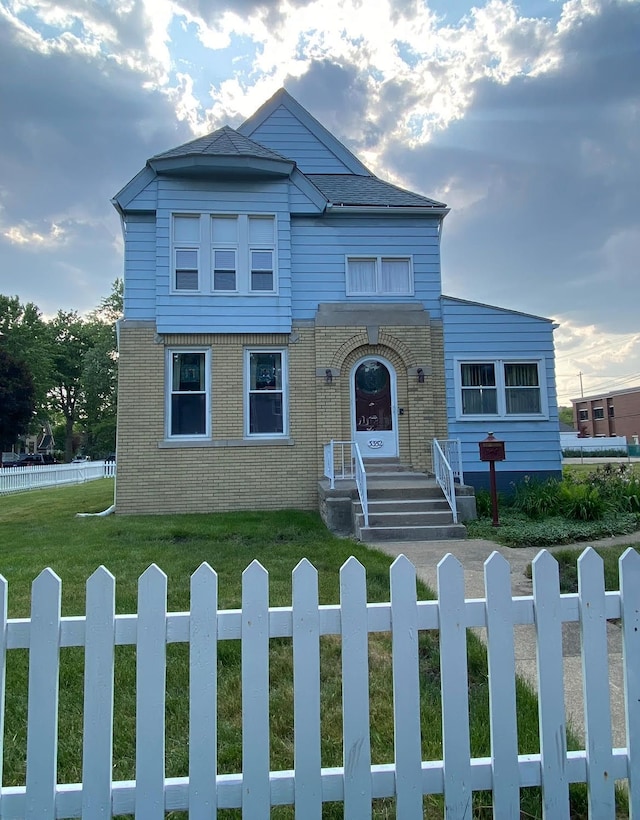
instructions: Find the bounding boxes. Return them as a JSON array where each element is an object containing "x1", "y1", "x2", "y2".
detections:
[
  {"x1": 578, "y1": 409, "x2": 589, "y2": 421},
  {"x1": 171, "y1": 213, "x2": 276, "y2": 295},
  {"x1": 166, "y1": 349, "x2": 210, "y2": 438},
  {"x1": 593, "y1": 406, "x2": 605, "y2": 420},
  {"x1": 346, "y1": 256, "x2": 413, "y2": 296},
  {"x1": 173, "y1": 215, "x2": 201, "y2": 291},
  {"x1": 455, "y1": 359, "x2": 545, "y2": 419},
  {"x1": 244, "y1": 349, "x2": 288, "y2": 437}
]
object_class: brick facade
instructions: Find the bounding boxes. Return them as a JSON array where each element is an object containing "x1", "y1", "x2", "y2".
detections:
[
  {"x1": 115, "y1": 308, "x2": 448, "y2": 515},
  {"x1": 573, "y1": 386, "x2": 640, "y2": 443}
]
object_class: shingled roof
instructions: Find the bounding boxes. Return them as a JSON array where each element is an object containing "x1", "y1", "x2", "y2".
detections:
[
  {"x1": 151, "y1": 126, "x2": 289, "y2": 163},
  {"x1": 307, "y1": 174, "x2": 446, "y2": 209}
]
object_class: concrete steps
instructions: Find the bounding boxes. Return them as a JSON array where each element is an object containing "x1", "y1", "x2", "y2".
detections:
[{"x1": 353, "y1": 462, "x2": 468, "y2": 542}]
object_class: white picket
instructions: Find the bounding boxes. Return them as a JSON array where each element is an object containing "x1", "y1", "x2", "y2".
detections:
[
  {"x1": 189, "y1": 563, "x2": 218, "y2": 818},
  {"x1": 532, "y1": 550, "x2": 570, "y2": 819},
  {"x1": 340, "y1": 556, "x2": 372, "y2": 815},
  {"x1": 241, "y1": 560, "x2": 270, "y2": 820},
  {"x1": 578, "y1": 548, "x2": 615, "y2": 816},
  {"x1": 483, "y1": 552, "x2": 520, "y2": 817},
  {"x1": 82, "y1": 567, "x2": 116, "y2": 817},
  {"x1": 390, "y1": 555, "x2": 423, "y2": 818},
  {"x1": 0, "y1": 551, "x2": 638, "y2": 818},
  {"x1": 620, "y1": 547, "x2": 640, "y2": 818},
  {"x1": 135, "y1": 564, "x2": 167, "y2": 819},
  {"x1": 0, "y1": 574, "x2": 7, "y2": 815},
  {"x1": 437, "y1": 554, "x2": 472, "y2": 819},
  {"x1": 25, "y1": 569, "x2": 61, "y2": 820},
  {"x1": 292, "y1": 559, "x2": 321, "y2": 819}
]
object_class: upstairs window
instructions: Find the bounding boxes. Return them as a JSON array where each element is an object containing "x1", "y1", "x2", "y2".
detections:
[
  {"x1": 171, "y1": 214, "x2": 276, "y2": 295},
  {"x1": 346, "y1": 256, "x2": 412, "y2": 296},
  {"x1": 457, "y1": 360, "x2": 545, "y2": 419},
  {"x1": 173, "y1": 216, "x2": 201, "y2": 291},
  {"x1": 578, "y1": 409, "x2": 589, "y2": 421},
  {"x1": 593, "y1": 407, "x2": 605, "y2": 420}
]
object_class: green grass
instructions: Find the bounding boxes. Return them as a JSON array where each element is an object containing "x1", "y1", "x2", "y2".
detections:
[
  {"x1": 0, "y1": 481, "x2": 602, "y2": 817},
  {"x1": 539, "y1": 544, "x2": 639, "y2": 594}
]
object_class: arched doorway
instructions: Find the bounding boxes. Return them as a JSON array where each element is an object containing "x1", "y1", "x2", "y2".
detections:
[{"x1": 351, "y1": 357, "x2": 398, "y2": 458}]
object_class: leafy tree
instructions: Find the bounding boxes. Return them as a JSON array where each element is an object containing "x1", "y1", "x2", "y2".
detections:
[
  {"x1": 0, "y1": 347, "x2": 36, "y2": 451},
  {"x1": 558, "y1": 406, "x2": 574, "y2": 427},
  {"x1": 47, "y1": 311, "x2": 92, "y2": 462},
  {"x1": 0, "y1": 296, "x2": 52, "y2": 416}
]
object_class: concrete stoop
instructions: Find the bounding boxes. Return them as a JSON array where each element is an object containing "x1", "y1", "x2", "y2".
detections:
[
  {"x1": 354, "y1": 472, "x2": 468, "y2": 541},
  {"x1": 318, "y1": 460, "x2": 477, "y2": 541}
]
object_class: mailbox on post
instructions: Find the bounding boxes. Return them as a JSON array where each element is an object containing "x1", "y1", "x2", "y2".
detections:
[{"x1": 478, "y1": 433, "x2": 505, "y2": 526}]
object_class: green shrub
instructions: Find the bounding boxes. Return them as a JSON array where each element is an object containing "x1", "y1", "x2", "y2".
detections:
[
  {"x1": 558, "y1": 483, "x2": 608, "y2": 521},
  {"x1": 474, "y1": 488, "x2": 494, "y2": 518},
  {"x1": 510, "y1": 476, "x2": 561, "y2": 519}
]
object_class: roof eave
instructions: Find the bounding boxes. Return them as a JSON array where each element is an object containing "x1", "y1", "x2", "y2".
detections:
[
  {"x1": 325, "y1": 204, "x2": 450, "y2": 217},
  {"x1": 148, "y1": 154, "x2": 295, "y2": 177}
]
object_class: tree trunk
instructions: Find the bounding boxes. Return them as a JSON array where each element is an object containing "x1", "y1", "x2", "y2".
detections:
[{"x1": 65, "y1": 415, "x2": 74, "y2": 463}]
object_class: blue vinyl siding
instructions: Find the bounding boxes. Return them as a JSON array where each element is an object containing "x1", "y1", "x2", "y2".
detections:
[
  {"x1": 120, "y1": 175, "x2": 158, "y2": 212},
  {"x1": 442, "y1": 297, "x2": 561, "y2": 486},
  {"x1": 248, "y1": 106, "x2": 354, "y2": 174},
  {"x1": 123, "y1": 214, "x2": 156, "y2": 319},
  {"x1": 154, "y1": 178, "x2": 292, "y2": 334},
  {"x1": 291, "y1": 216, "x2": 443, "y2": 319}
]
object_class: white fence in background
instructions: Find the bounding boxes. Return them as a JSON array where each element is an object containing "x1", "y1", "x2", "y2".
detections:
[
  {"x1": 0, "y1": 548, "x2": 638, "y2": 817},
  {"x1": 0, "y1": 460, "x2": 115, "y2": 495}
]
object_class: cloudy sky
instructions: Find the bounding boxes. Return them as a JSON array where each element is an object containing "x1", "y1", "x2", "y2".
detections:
[{"x1": 1, "y1": 0, "x2": 639, "y2": 405}]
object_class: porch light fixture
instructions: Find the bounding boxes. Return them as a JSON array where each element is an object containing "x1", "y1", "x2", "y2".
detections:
[
  {"x1": 325, "y1": 369, "x2": 333, "y2": 384},
  {"x1": 417, "y1": 368, "x2": 425, "y2": 384}
]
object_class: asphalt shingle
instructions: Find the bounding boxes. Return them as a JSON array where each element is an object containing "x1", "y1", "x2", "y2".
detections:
[{"x1": 307, "y1": 174, "x2": 446, "y2": 208}]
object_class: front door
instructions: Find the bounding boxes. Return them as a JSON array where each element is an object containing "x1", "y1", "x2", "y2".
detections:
[{"x1": 352, "y1": 358, "x2": 398, "y2": 458}]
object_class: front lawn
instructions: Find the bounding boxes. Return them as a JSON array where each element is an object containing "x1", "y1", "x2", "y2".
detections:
[{"x1": 0, "y1": 480, "x2": 594, "y2": 817}]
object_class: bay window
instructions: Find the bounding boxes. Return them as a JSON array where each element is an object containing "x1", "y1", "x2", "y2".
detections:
[{"x1": 172, "y1": 213, "x2": 276, "y2": 294}]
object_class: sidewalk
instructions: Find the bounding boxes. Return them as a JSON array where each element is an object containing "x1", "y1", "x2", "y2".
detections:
[{"x1": 368, "y1": 533, "x2": 638, "y2": 748}]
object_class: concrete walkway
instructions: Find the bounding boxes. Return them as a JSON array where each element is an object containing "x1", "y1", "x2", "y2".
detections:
[{"x1": 368, "y1": 533, "x2": 639, "y2": 748}]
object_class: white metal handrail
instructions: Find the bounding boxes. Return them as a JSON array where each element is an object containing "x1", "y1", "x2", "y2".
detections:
[
  {"x1": 352, "y1": 442, "x2": 369, "y2": 528},
  {"x1": 432, "y1": 439, "x2": 458, "y2": 523},
  {"x1": 323, "y1": 440, "x2": 368, "y2": 527},
  {"x1": 323, "y1": 440, "x2": 357, "y2": 488},
  {"x1": 436, "y1": 438, "x2": 464, "y2": 485}
]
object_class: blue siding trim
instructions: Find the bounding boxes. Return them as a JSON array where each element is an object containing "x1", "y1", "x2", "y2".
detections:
[
  {"x1": 238, "y1": 90, "x2": 370, "y2": 175},
  {"x1": 442, "y1": 296, "x2": 561, "y2": 477},
  {"x1": 465, "y1": 468, "x2": 563, "y2": 493},
  {"x1": 291, "y1": 215, "x2": 443, "y2": 319},
  {"x1": 153, "y1": 178, "x2": 292, "y2": 333},
  {"x1": 246, "y1": 107, "x2": 356, "y2": 174},
  {"x1": 123, "y1": 214, "x2": 156, "y2": 320},
  {"x1": 114, "y1": 167, "x2": 157, "y2": 212}
]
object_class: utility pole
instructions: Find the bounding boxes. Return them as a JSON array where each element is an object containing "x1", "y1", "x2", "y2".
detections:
[{"x1": 578, "y1": 371, "x2": 584, "y2": 398}]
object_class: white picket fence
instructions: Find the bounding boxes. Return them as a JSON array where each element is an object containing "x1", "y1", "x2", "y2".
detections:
[
  {"x1": 1, "y1": 548, "x2": 639, "y2": 818},
  {"x1": 0, "y1": 460, "x2": 115, "y2": 495}
]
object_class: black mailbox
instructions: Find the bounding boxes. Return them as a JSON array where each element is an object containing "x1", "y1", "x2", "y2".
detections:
[{"x1": 479, "y1": 432, "x2": 505, "y2": 462}]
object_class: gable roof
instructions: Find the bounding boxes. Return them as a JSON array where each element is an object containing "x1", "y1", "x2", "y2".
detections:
[
  {"x1": 307, "y1": 174, "x2": 446, "y2": 209},
  {"x1": 238, "y1": 88, "x2": 371, "y2": 176}
]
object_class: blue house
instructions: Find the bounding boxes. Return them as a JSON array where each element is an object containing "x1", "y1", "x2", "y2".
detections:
[{"x1": 112, "y1": 88, "x2": 561, "y2": 535}]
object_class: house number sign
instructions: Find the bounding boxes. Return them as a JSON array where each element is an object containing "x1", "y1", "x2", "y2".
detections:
[{"x1": 368, "y1": 439, "x2": 384, "y2": 449}]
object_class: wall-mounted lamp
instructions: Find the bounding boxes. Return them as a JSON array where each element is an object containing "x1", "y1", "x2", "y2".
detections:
[
  {"x1": 417, "y1": 368, "x2": 425, "y2": 384},
  {"x1": 325, "y1": 369, "x2": 333, "y2": 384}
]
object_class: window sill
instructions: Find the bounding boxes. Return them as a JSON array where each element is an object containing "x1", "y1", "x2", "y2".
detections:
[
  {"x1": 158, "y1": 437, "x2": 295, "y2": 449},
  {"x1": 456, "y1": 414, "x2": 548, "y2": 422}
]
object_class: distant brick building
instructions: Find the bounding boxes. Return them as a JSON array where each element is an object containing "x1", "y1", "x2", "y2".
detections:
[{"x1": 572, "y1": 386, "x2": 640, "y2": 443}]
